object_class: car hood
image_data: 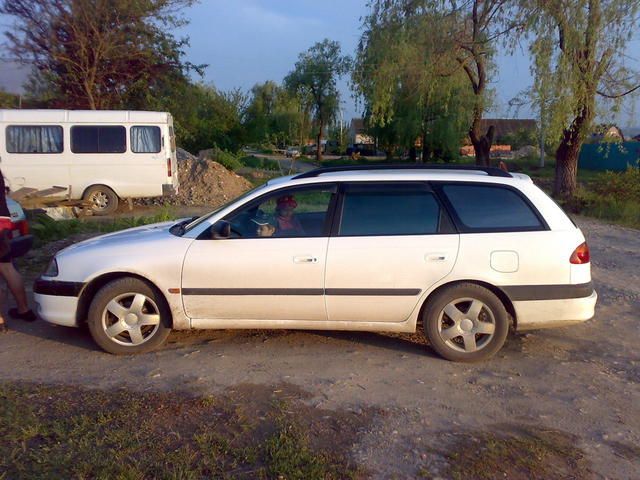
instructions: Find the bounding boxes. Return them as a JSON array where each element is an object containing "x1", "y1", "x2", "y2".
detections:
[{"x1": 58, "y1": 219, "x2": 183, "y2": 255}]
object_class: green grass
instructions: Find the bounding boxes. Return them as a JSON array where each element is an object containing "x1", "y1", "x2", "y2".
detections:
[
  {"x1": 29, "y1": 208, "x2": 178, "y2": 247},
  {"x1": 0, "y1": 382, "x2": 370, "y2": 479},
  {"x1": 435, "y1": 427, "x2": 591, "y2": 480},
  {"x1": 238, "y1": 155, "x2": 281, "y2": 171}
]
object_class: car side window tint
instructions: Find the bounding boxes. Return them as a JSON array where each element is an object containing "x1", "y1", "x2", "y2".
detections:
[
  {"x1": 338, "y1": 184, "x2": 442, "y2": 236},
  {"x1": 441, "y1": 184, "x2": 543, "y2": 231},
  {"x1": 71, "y1": 126, "x2": 126, "y2": 153},
  {"x1": 6, "y1": 125, "x2": 63, "y2": 153},
  {"x1": 224, "y1": 186, "x2": 335, "y2": 238}
]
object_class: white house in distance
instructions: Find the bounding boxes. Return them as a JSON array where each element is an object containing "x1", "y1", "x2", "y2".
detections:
[{"x1": 348, "y1": 118, "x2": 375, "y2": 146}]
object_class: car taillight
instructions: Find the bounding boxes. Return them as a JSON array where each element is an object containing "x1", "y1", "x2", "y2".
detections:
[
  {"x1": 0, "y1": 218, "x2": 12, "y2": 233},
  {"x1": 570, "y1": 242, "x2": 590, "y2": 264},
  {"x1": 15, "y1": 220, "x2": 29, "y2": 236},
  {"x1": 167, "y1": 158, "x2": 172, "y2": 177}
]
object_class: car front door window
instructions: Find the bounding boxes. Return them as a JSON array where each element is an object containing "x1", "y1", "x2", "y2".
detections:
[{"x1": 223, "y1": 185, "x2": 336, "y2": 239}]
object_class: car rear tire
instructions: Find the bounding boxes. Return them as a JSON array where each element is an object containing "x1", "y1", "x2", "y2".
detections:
[
  {"x1": 87, "y1": 277, "x2": 171, "y2": 355},
  {"x1": 83, "y1": 185, "x2": 119, "y2": 215},
  {"x1": 423, "y1": 283, "x2": 509, "y2": 362}
]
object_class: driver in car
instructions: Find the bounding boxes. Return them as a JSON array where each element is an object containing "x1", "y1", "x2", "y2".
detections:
[
  {"x1": 251, "y1": 212, "x2": 276, "y2": 237},
  {"x1": 274, "y1": 195, "x2": 305, "y2": 236}
]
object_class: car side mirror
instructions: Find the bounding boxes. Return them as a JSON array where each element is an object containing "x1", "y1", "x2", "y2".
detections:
[{"x1": 211, "y1": 220, "x2": 231, "y2": 239}]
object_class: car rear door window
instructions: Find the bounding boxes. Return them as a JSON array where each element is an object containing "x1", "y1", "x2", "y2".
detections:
[
  {"x1": 338, "y1": 183, "x2": 446, "y2": 236},
  {"x1": 71, "y1": 126, "x2": 126, "y2": 153},
  {"x1": 439, "y1": 183, "x2": 544, "y2": 231},
  {"x1": 6, "y1": 125, "x2": 63, "y2": 153}
]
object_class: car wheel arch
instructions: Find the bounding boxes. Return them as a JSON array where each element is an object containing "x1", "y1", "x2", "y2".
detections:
[
  {"x1": 81, "y1": 183, "x2": 121, "y2": 200},
  {"x1": 417, "y1": 279, "x2": 517, "y2": 330},
  {"x1": 76, "y1": 272, "x2": 173, "y2": 328}
]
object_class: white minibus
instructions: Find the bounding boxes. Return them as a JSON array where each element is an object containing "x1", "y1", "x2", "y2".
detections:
[{"x1": 0, "y1": 109, "x2": 179, "y2": 214}]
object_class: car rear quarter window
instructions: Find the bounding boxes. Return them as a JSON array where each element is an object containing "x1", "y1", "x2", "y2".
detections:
[
  {"x1": 338, "y1": 183, "x2": 448, "y2": 236},
  {"x1": 71, "y1": 126, "x2": 126, "y2": 153},
  {"x1": 439, "y1": 183, "x2": 545, "y2": 232}
]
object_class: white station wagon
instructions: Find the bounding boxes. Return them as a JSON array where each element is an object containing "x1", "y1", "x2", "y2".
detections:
[{"x1": 34, "y1": 165, "x2": 597, "y2": 362}]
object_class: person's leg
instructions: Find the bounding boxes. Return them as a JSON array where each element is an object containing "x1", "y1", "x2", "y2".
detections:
[
  {"x1": 0, "y1": 261, "x2": 30, "y2": 313},
  {"x1": 0, "y1": 281, "x2": 8, "y2": 332}
]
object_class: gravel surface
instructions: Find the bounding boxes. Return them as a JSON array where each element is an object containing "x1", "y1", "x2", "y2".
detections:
[{"x1": 1, "y1": 216, "x2": 639, "y2": 478}]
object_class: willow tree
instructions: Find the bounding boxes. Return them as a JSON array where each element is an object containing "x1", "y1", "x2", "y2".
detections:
[
  {"x1": 353, "y1": 4, "x2": 474, "y2": 161},
  {"x1": 356, "y1": 0, "x2": 522, "y2": 165},
  {"x1": 529, "y1": 0, "x2": 640, "y2": 198},
  {"x1": 285, "y1": 39, "x2": 350, "y2": 162}
]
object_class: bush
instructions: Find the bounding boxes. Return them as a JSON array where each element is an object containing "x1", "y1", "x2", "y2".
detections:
[
  {"x1": 213, "y1": 149, "x2": 243, "y2": 171},
  {"x1": 572, "y1": 167, "x2": 640, "y2": 228},
  {"x1": 239, "y1": 155, "x2": 281, "y2": 171},
  {"x1": 590, "y1": 167, "x2": 640, "y2": 202}
]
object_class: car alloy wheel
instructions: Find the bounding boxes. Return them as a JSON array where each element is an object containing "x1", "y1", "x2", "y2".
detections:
[
  {"x1": 423, "y1": 283, "x2": 509, "y2": 362},
  {"x1": 88, "y1": 277, "x2": 171, "y2": 354},
  {"x1": 101, "y1": 292, "x2": 161, "y2": 347},
  {"x1": 437, "y1": 297, "x2": 496, "y2": 353}
]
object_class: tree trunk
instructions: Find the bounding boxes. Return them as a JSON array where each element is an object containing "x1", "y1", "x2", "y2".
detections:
[
  {"x1": 409, "y1": 146, "x2": 417, "y2": 162},
  {"x1": 471, "y1": 136, "x2": 490, "y2": 166},
  {"x1": 420, "y1": 131, "x2": 429, "y2": 163},
  {"x1": 554, "y1": 105, "x2": 591, "y2": 199},
  {"x1": 316, "y1": 124, "x2": 323, "y2": 163},
  {"x1": 469, "y1": 114, "x2": 494, "y2": 167}
]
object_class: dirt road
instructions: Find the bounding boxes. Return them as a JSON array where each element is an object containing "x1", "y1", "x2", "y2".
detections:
[{"x1": 1, "y1": 217, "x2": 638, "y2": 478}]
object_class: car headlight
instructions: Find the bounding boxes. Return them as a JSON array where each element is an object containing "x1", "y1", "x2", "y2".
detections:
[{"x1": 43, "y1": 257, "x2": 59, "y2": 277}]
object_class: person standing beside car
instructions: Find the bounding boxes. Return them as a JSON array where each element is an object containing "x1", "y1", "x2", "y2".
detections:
[{"x1": 0, "y1": 172, "x2": 35, "y2": 332}]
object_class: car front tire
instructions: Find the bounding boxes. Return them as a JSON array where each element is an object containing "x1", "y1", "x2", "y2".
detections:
[
  {"x1": 87, "y1": 277, "x2": 171, "y2": 355},
  {"x1": 423, "y1": 283, "x2": 509, "y2": 362}
]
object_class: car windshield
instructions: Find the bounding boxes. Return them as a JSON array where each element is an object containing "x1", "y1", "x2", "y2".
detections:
[{"x1": 179, "y1": 184, "x2": 267, "y2": 234}]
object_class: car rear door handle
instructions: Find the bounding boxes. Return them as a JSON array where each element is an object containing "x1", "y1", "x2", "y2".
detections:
[
  {"x1": 426, "y1": 253, "x2": 447, "y2": 262},
  {"x1": 293, "y1": 255, "x2": 318, "y2": 264}
]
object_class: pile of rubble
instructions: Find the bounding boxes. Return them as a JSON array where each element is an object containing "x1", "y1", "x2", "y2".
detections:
[{"x1": 137, "y1": 148, "x2": 253, "y2": 207}]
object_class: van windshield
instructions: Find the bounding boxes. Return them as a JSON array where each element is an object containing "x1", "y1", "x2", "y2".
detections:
[{"x1": 178, "y1": 184, "x2": 267, "y2": 234}]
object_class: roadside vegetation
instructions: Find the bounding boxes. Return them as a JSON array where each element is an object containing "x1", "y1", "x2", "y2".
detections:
[
  {"x1": 0, "y1": 382, "x2": 371, "y2": 479},
  {"x1": 28, "y1": 210, "x2": 177, "y2": 248}
]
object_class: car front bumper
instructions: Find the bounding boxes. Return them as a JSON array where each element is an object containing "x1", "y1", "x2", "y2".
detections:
[{"x1": 33, "y1": 278, "x2": 84, "y2": 327}]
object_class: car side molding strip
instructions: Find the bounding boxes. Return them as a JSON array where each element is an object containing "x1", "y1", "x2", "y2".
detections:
[
  {"x1": 182, "y1": 288, "x2": 422, "y2": 296},
  {"x1": 502, "y1": 282, "x2": 594, "y2": 301}
]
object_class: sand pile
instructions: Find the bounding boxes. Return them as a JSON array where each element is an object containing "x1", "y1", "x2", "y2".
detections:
[{"x1": 137, "y1": 148, "x2": 253, "y2": 207}]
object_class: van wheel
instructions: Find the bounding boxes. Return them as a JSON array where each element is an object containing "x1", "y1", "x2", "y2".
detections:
[
  {"x1": 87, "y1": 278, "x2": 171, "y2": 355},
  {"x1": 423, "y1": 283, "x2": 509, "y2": 362},
  {"x1": 84, "y1": 185, "x2": 119, "y2": 215}
]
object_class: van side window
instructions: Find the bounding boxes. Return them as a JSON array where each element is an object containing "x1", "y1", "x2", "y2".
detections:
[
  {"x1": 439, "y1": 183, "x2": 544, "y2": 232},
  {"x1": 338, "y1": 183, "x2": 447, "y2": 236},
  {"x1": 131, "y1": 126, "x2": 161, "y2": 153},
  {"x1": 6, "y1": 125, "x2": 63, "y2": 153},
  {"x1": 71, "y1": 126, "x2": 126, "y2": 153}
]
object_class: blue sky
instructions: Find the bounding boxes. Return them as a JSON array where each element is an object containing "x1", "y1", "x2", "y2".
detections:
[
  {"x1": 179, "y1": 0, "x2": 537, "y2": 121},
  {"x1": 1, "y1": 1, "x2": 638, "y2": 126}
]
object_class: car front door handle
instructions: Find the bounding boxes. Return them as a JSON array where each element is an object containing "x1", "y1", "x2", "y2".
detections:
[{"x1": 293, "y1": 255, "x2": 318, "y2": 264}]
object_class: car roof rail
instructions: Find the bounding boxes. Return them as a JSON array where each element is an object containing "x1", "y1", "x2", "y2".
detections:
[{"x1": 292, "y1": 163, "x2": 513, "y2": 179}]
